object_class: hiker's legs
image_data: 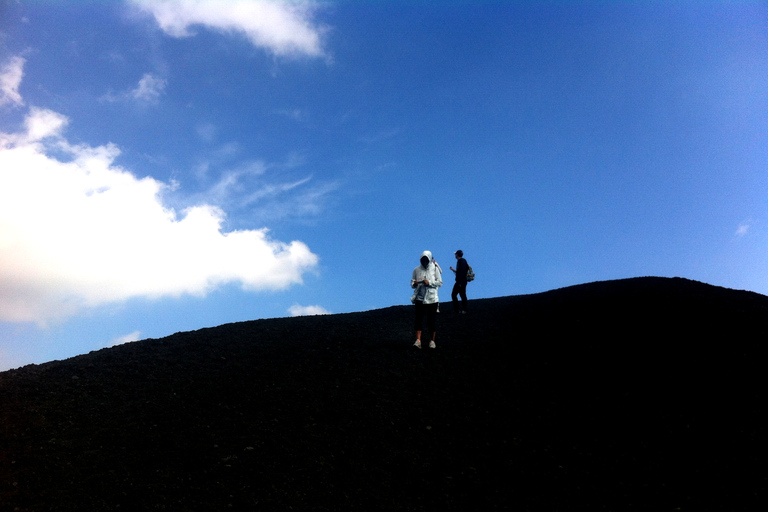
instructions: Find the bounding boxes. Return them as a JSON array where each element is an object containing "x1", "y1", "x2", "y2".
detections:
[
  {"x1": 425, "y1": 302, "x2": 437, "y2": 340},
  {"x1": 414, "y1": 301, "x2": 425, "y2": 340},
  {"x1": 452, "y1": 283, "x2": 467, "y2": 312},
  {"x1": 451, "y1": 283, "x2": 460, "y2": 312},
  {"x1": 458, "y1": 283, "x2": 468, "y2": 311}
]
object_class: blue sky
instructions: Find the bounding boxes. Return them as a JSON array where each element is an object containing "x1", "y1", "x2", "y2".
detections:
[{"x1": 1, "y1": 0, "x2": 766, "y2": 371}]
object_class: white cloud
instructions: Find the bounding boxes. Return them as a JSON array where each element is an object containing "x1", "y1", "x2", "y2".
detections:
[
  {"x1": 288, "y1": 304, "x2": 330, "y2": 316},
  {"x1": 233, "y1": 174, "x2": 338, "y2": 224},
  {"x1": 735, "y1": 224, "x2": 750, "y2": 237},
  {"x1": 130, "y1": 0, "x2": 326, "y2": 57},
  {"x1": 110, "y1": 330, "x2": 142, "y2": 346},
  {"x1": 0, "y1": 107, "x2": 319, "y2": 325},
  {"x1": 131, "y1": 73, "x2": 167, "y2": 103},
  {"x1": 102, "y1": 73, "x2": 167, "y2": 104},
  {"x1": 0, "y1": 56, "x2": 25, "y2": 107},
  {"x1": 186, "y1": 148, "x2": 335, "y2": 226}
]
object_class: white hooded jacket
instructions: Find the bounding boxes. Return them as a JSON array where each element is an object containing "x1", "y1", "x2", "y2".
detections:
[{"x1": 410, "y1": 250, "x2": 443, "y2": 304}]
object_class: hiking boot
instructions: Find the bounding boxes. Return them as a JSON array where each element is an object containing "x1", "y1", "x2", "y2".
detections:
[{"x1": 413, "y1": 340, "x2": 422, "y2": 349}]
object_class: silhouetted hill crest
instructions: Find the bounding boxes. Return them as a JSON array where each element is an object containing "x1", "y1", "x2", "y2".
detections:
[{"x1": 1, "y1": 276, "x2": 766, "y2": 510}]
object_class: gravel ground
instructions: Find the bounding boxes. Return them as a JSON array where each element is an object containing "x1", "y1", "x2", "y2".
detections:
[{"x1": 2, "y1": 277, "x2": 767, "y2": 511}]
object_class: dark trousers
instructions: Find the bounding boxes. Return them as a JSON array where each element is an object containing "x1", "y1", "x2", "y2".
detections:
[
  {"x1": 414, "y1": 301, "x2": 438, "y2": 333},
  {"x1": 452, "y1": 282, "x2": 468, "y2": 312}
]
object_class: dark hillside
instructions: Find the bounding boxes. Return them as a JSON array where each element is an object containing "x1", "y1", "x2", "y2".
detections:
[{"x1": 1, "y1": 277, "x2": 767, "y2": 510}]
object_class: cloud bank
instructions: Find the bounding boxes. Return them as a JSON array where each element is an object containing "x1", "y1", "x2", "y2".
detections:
[
  {"x1": 0, "y1": 96, "x2": 319, "y2": 325},
  {"x1": 130, "y1": 0, "x2": 326, "y2": 57}
]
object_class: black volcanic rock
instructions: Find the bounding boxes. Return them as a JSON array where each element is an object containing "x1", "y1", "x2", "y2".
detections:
[{"x1": 1, "y1": 277, "x2": 767, "y2": 510}]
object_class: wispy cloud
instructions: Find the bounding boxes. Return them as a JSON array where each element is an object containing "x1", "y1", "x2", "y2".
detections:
[
  {"x1": 102, "y1": 73, "x2": 167, "y2": 104},
  {"x1": 288, "y1": 304, "x2": 330, "y2": 316},
  {"x1": 277, "y1": 108, "x2": 305, "y2": 121},
  {"x1": 735, "y1": 224, "x2": 750, "y2": 237},
  {"x1": 358, "y1": 127, "x2": 401, "y2": 145},
  {"x1": 196, "y1": 123, "x2": 218, "y2": 143},
  {"x1": 184, "y1": 148, "x2": 337, "y2": 226},
  {"x1": 110, "y1": 331, "x2": 142, "y2": 347},
  {"x1": 0, "y1": 79, "x2": 319, "y2": 326},
  {"x1": 131, "y1": 73, "x2": 167, "y2": 103},
  {"x1": 240, "y1": 177, "x2": 339, "y2": 224},
  {"x1": 0, "y1": 56, "x2": 25, "y2": 107},
  {"x1": 206, "y1": 161, "x2": 269, "y2": 202},
  {"x1": 241, "y1": 176, "x2": 313, "y2": 205},
  {"x1": 130, "y1": 0, "x2": 327, "y2": 58}
]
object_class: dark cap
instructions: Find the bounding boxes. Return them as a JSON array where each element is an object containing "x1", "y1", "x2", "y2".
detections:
[{"x1": 454, "y1": 250, "x2": 463, "y2": 257}]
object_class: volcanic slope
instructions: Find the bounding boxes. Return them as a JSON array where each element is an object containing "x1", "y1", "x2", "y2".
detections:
[{"x1": 1, "y1": 276, "x2": 767, "y2": 511}]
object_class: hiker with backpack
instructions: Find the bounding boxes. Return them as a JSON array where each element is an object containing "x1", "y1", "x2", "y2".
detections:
[{"x1": 450, "y1": 249, "x2": 472, "y2": 314}]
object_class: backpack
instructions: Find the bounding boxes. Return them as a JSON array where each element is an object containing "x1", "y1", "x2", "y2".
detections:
[{"x1": 466, "y1": 264, "x2": 475, "y2": 282}]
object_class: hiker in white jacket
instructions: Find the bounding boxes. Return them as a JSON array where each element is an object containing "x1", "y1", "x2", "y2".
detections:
[{"x1": 410, "y1": 250, "x2": 443, "y2": 349}]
